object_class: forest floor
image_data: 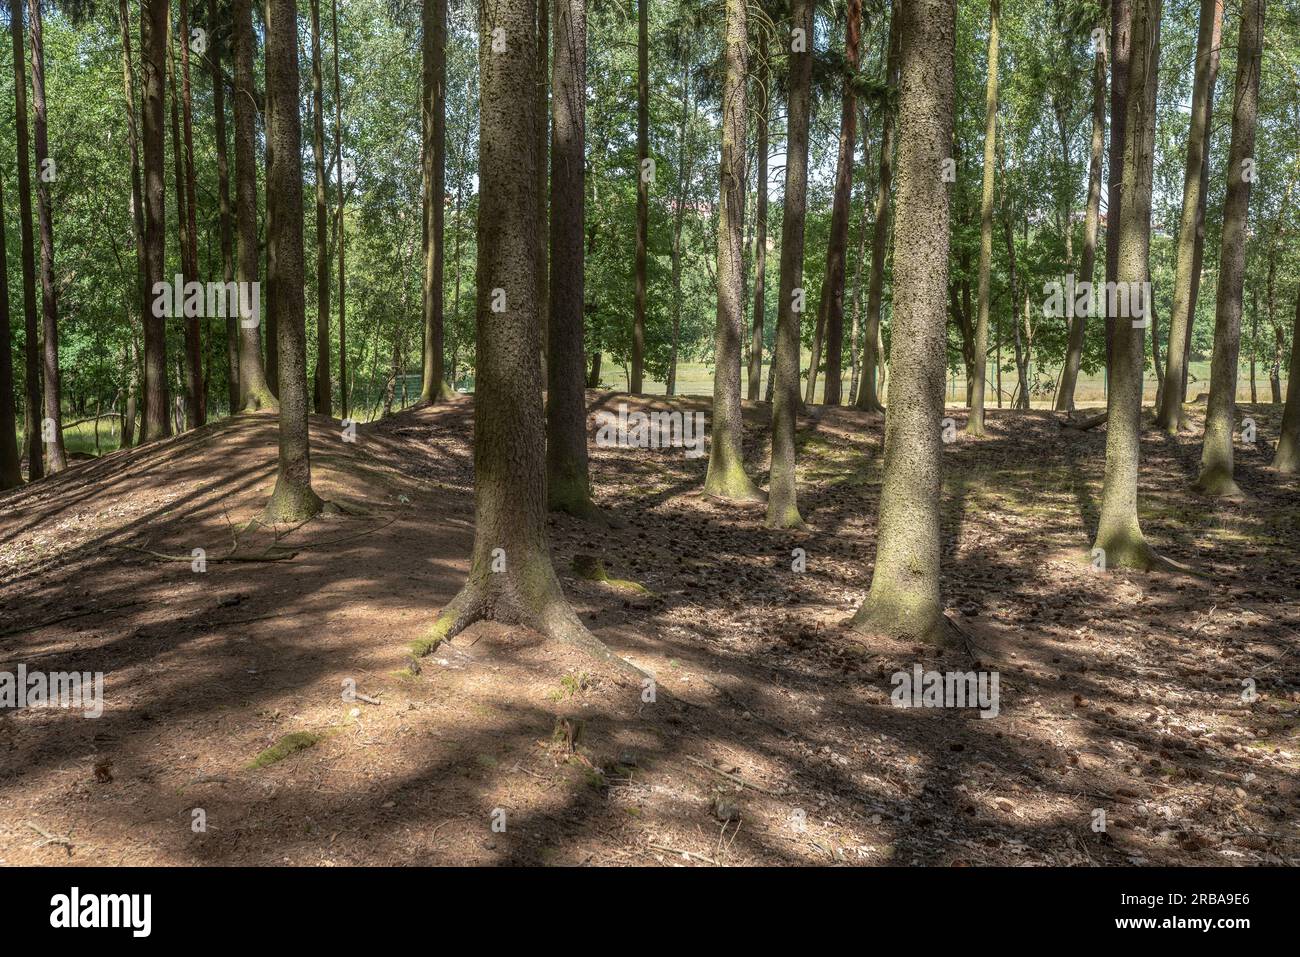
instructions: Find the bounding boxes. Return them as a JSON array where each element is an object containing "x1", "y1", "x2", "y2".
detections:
[{"x1": 0, "y1": 392, "x2": 1297, "y2": 866}]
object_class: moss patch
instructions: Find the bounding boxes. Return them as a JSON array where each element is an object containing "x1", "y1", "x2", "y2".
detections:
[{"x1": 247, "y1": 731, "x2": 322, "y2": 770}]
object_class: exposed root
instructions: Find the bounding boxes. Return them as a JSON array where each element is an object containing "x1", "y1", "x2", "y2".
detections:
[{"x1": 418, "y1": 579, "x2": 649, "y2": 683}]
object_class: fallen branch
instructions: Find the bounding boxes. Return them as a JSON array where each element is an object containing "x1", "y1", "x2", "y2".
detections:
[
  {"x1": 24, "y1": 821, "x2": 74, "y2": 854},
  {"x1": 1060, "y1": 411, "x2": 1108, "y2": 430},
  {"x1": 684, "y1": 755, "x2": 778, "y2": 796}
]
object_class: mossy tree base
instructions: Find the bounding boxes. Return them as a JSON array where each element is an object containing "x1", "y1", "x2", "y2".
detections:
[
  {"x1": 261, "y1": 478, "x2": 324, "y2": 524},
  {"x1": 765, "y1": 501, "x2": 806, "y2": 530},
  {"x1": 1191, "y1": 466, "x2": 1244, "y2": 500},
  {"x1": 850, "y1": 587, "x2": 947, "y2": 645},
  {"x1": 419, "y1": 381, "x2": 458, "y2": 404},
  {"x1": 547, "y1": 474, "x2": 607, "y2": 524},
  {"x1": 240, "y1": 389, "x2": 280, "y2": 414},
  {"x1": 1092, "y1": 525, "x2": 1157, "y2": 571},
  {"x1": 417, "y1": 555, "x2": 648, "y2": 682},
  {"x1": 702, "y1": 462, "x2": 766, "y2": 503}
]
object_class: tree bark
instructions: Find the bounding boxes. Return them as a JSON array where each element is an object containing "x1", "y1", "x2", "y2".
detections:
[
  {"x1": 852, "y1": 0, "x2": 956, "y2": 642},
  {"x1": 421, "y1": 0, "x2": 640, "y2": 680},
  {"x1": 1156, "y1": 0, "x2": 1222, "y2": 432},
  {"x1": 178, "y1": 0, "x2": 204, "y2": 425},
  {"x1": 9, "y1": 0, "x2": 42, "y2": 477},
  {"x1": 966, "y1": 0, "x2": 999, "y2": 436},
  {"x1": 1057, "y1": 16, "x2": 1106, "y2": 412},
  {"x1": 767, "y1": 0, "x2": 814, "y2": 527},
  {"x1": 856, "y1": 5, "x2": 900, "y2": 414},
  {"x1": 1194, "y1": 0, "x2": 1262, "y2": 497},
  {"x1": 746, "y1": 22, "x2": 768, "y2": 402},
  {"x1": 330, "y1": 0, "x2": 347, "y2": 418},
  {"x1": 262, "y1": 0, "x2": 323, "y2": 522},
  {"x1": 1092, "y1": 0, "x2": 1162, "y2": 569},
  {"x1": 1104, "y1": 0, "x2": 1132, "y2": 378},
  {"x1": 703, "y1": 0, "x2": 762, "y2": 502},
  {"x1": 140, "y1": 0, "x2": 171, "y2": 442},
  {"x1": 667, "y1": 31, "x2": 695, "y2": 398},
  {"x1": 263, "y1": 0, "x2": 279, "y2": 396},
  {"x1": 310, "y1": 0, "x2": 332, "y2": 415},
  {"x1": 546, "y1": 0, "x2": 596, "y2": 518},
  {"x1": 27, "y1": 0, "x2": 66, "y2": 471},
  {"x1": 232, "y1": 0, "x2": 276, "y2": 411},
  {"x1": 205, "y1": 0, "x2": 238, "y2": 415},
  {"x1": 0, "y1": 137, "x2": 20, "y2": 486},
  {"x1": 420, "y1": 0, "x2": 453, "y2": 403},
  {"x1": 630, "y1": 0, "x2": 648, "y2": 394},
  {"x1": 1272, "y1": 290, "x2": 1300, "y2": 472}
]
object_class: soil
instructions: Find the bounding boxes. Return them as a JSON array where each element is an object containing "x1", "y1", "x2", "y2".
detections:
[{"x1": 0, "y1": 392, "x2": 1297, "y2": 866}]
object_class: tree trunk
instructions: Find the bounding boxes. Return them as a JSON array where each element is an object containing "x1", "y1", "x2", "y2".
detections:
[
  {"x1": 0, "y1": 134, "x2": 20, "y2": 486},
  {"x1": 668, "y1": 31, "x2": 695, "y2": 398},
  {"x1": 852, "y1": 0, "x2": 955, "y2": 642},
  {"x1": 536, "y1": 0, "x2": 549, "y2": 384},
  {"x1": 140, "y1": 0, "x2": 171, "y2": 442},
  {"x1": 746, "y1": 23, "x2": 768, "y2": 402},
  {"x1": 330, "y1": 0, "x2": 347, "y2": 418},
  {"x1": 167, "y1": 19, "x2": 201, "y2": 430},
  {"x1": 10, "y1": 0, "x2": 43, "y2": 476},
  {"x1": 766, "y1": 0, "x2": 814, "y2": 527},
  {"x1": 630, "y1": 0, "x2": 648, "y2": 394},
  {"x1": 1057, "y1": 16, "x2": 1105, "y2": 412},
  {"x1": 204, "y1": 0, "x2": 238, "y2": 415},
  {"x1": 1156, "y1": 0, "x2": 1222, "y2": 432},
  {"x1": 419, "y1": 0, "x2": 452, "y2": 403},
  {"x1": 966, "y1": 0, "x2": 999, "y2": 436},
  {"x1": 421, "y1": 0, "x2": 639, "y2": 680},
  {"x1": 232, "y1": 0, "x2": 275, "y2": 411},
  {"x1": 178, "y1": 0, "x2": 204, "y2": 425},
  {"x1": 546, "y1": 0, "x2": 596, "y2": 518},
  {"x1": 1105, "y1": 0, "x2": 1132, "y2": 377},
  {"x1": 1194, "y1": 0, "x2": 1262, "y2": 498},
  {"x1": 856, "y1": 5, "x2": 900, "y2": 414},
  {"x1": 310, "y1": 0, "x2": 331, "y2": 415},
  {"x1": 262, "y1": 0, "x2": 323, "y2": 522},
  {"x1": 117, "y1": 0, "x2": 149, "y2": 445},
  {"x1": 818, "y1": 0, "x2": 860, "y2": 407},
  {"x1": 1092, "y1": 0, "x2": 1162, "y2": 569},
  {"x1": 263, "y1": 0, "x2": 279, "y2": 396},
  {"x1": 703, "y1": 0, "x2": 762, "y2": 503},
  {"x1": 1272, "y1": 290, "x2": 1300, "y2": 472},
  {"x1": 27, "y1": 0, "x2": 66, "y2": 471}
]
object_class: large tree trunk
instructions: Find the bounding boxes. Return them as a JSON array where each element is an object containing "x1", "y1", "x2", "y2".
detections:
[
  {"x1": 1057, "y1": 15, "x2": 1106, "y2": 412},
  {"x1": 1194, "y1": 0, "x2": 1262, "y2": 497},
  {"x1": 178, "y1": 0, "x2": 204, "y2": 425},
  {"x1": 1092, "y1": 0, "x2": 1162, "y2": 569},
  {"x1": 1156, "y1": 0, "x2": 1222, "y2": 432},
  {"x1": 262, "y1": 0, "x2": 323, "y2": 522},
  {"x1": 746, "y1": 23, "x2": 768, "y2": 402},
  {"x1": 8, "y1": 0, "x2": 41, "y2": 480},
  {"x1": 536, "y1": 0, "x2": 549, "y2": 384},
  {"x1": 848, "y1": 104, "x2": 872, "y2": 406},
  {"x1": 204, "y1": 0, "x2": 237, "y2": 415},
  {"x1": 263, "y1": 0, "x2": 279, "y2": 396},
  {"x1": 966, "y1": 0, "x2": 999, "y2": 436},
  {"x1": 167, "y1": 18, "x2": 202, "y2": 430},
  {"x1": 856, "y1": 5, "x2": 900, "y2": 414},
  {"x1": 330, "y1": 0, "x2": 347, "y2": 418},
  {"x1": 703, "y1": 0, "x2": 761, "y2": 502},
  {"x1": 0, "y1": 135, "x2": 19, "y2": 487},
  {"x1": 767, "y1": 0, "x2": 813, "y2": 527},
  {"x1": 816, "y1": 0, "x2": 860, "y2": 407},
  {"x1": 419, "y1": 0, "x2": 453, "y2": 403},
  {"x1": 421, "y1": 0, "x2": 639, "y2": 679},
  {"x1": 1272, "y1": 290, "x2": 1300, "y2": 472},
  {"x1": 630, "y1": 0, "x2": 648, "y2": 394},
  {"x1": 852, "y1": 0, "x2": 955, "y2": 642},
  {"x1": 140, "y1": 0, "x2": 171, "y2": 442},
  {"x1": 310, "y1": 0, "x2": 331, "y2": 415},
  {"x1": 546, "y1": 0, "x2": 596, "y2": 518},
  {"x1": 118, "y1": 0, "x2": 148, "y2": 446},
  {"x1": 232, "y1": 0, "x2": 275, "y2": 411},
  {"x1": 27, "y1": 0, "x2": 66, "y2": 471},
  {"x1": 1104, "y1": 0, "x2": 1132, "y2": 378}
]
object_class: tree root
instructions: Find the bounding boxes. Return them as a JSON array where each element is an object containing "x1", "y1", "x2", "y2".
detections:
[
  {"x1": 416, "y1": 580, "x2": 650, "y2": 683},
  {"x1": 1060, "y1": 410, "x2": 1108, "y2": 430}
]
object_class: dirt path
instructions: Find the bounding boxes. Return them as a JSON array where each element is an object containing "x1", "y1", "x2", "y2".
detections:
[{"x1": 0, "y1": 395, "x2": 1296, "y2": 865}]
